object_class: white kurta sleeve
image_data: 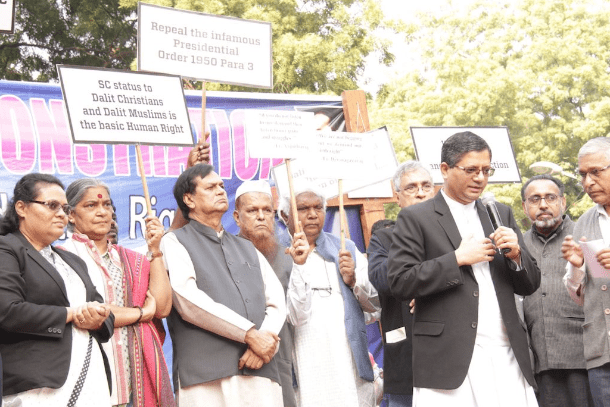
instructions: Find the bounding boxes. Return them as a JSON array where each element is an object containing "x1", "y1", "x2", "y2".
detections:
[
  {"x1": 286, "y1": 263, "x2": 312, "y2": 327},
  {"x1": 161, "y1": 232, "x2": 255, "y2": 343},
  {"x1": 352, "y1": 249, "x2": 380, "y2": 314},
  {"x1": 563, "y1": 262, "x2": 586, "y2": 306},
  {"x1": 257, "y1": 250, "x2": 287, "y2": 335}
]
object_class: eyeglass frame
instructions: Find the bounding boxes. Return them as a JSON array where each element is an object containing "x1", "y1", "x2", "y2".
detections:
[
  {"x1": 400, "y1": 183, "x2": 434, "y2": 195},
  {"x1": 453, "y1": 165, "x2": 495, "y2": 177},
  {"x1": 28, "y1": 200, "x2": 71, "y2": 214},
  {"x1": 525, "y1": 193, "x2": 560, "y2": 206},
  {"x1": 578, "y1": 163, "x2": 610, "y2": 181}
]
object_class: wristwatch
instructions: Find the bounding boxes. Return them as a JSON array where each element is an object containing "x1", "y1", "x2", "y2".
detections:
[{"x1": 146, "y1": 250, "x2": 163, "y2": 261}]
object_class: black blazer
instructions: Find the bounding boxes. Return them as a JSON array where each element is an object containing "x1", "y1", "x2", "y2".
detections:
[
  {"x1": 387, "y1": 193, "x2": 540, "y2": 390},
  {"x1": 0, "y1": 231, "x2": 114, "y2": 396},
  {"x1": 367, "y1": 226, "x2": 413, "y2": 395}
]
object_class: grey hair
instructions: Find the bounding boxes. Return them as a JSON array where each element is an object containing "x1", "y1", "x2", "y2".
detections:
[
  {"x1": 392, "y1": 161, "x2": 433, "y2": 192},
  {"x1": 578, "y1": 137, "x2": 610, "y2": 161},
  {"x1": 65, "y1": 178, "x2": 111, "y2": 232},
  {"x1": 278, "y1": 181, "x2": 327, "y2": 225}
]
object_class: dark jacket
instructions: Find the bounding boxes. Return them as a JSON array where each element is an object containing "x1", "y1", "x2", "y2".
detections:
[
  {"x1": 0, "y1": 232, "x2": 114, "y2": 396},
  {"x1": 368, "y1": 226, "x2": 413, "y2": 395},
  {"x1": 387, "y1": 193, "x2": 540, "y2": 390}
]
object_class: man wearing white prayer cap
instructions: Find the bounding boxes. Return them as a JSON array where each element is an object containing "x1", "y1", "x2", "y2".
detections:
[{"x1": 234, "y1": 180, "x2": 298, "y2": 407}]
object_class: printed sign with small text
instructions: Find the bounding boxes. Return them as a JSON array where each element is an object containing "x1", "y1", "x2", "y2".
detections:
[
  {"x1": 138, "y1": 2, "x2": 272, "y2": 88},
  {"x1": 58, "y1": 65, "x2": 195, "y2": 146}
]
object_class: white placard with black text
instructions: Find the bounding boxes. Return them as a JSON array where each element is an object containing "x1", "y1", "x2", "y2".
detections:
[
  {"x1": 138, "y1": 2, "x2": 272, "y2": 88},
  {"x1": 272, "y1": 127, "x2": 398, "y2": 199},
  {"x1": 245, "y1": 110, "x2": 315, "y2": 159},
  {"x1": 0, "y1": 0, "x2": 16, "y2": 34},
  {"x1": 410, "y1": 127, "x2": 521, "y2": 184},
  {"x1": 58, "y1": 65, "x2": 195, "y2": 146}
]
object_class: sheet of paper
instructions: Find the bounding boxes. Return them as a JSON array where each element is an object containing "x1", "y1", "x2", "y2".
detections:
[{"x1": 580, "y1": 239, "x2": 610, "y2": 278}]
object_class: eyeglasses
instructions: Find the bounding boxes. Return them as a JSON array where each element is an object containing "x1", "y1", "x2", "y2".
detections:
[
  {"x1": 29, "y1": 200, "x2": 71, "y2": 214},
  {"x1": 401, "y1": 183, "x2": 434, "y2": 195},
  {"x1": 526, "y1": 194, "x2": 559, "y2": 206},
  {"x1": 312, "y1": 254, "x2": 333, "y2": 297},
  {"x1": 312, "y1": 287, "x2": 333, "y2": 297},
  {"x1": 579, "y1": 163, "x2": 610, "y2": 181},
  {"x1": 454, "y1": 165, "x2": 495, "y2": 177}
]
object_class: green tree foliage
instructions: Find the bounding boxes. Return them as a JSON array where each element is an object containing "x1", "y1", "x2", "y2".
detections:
[
  {"x1": 371, "y1": 0, "x2": 610, "y2": 226},
  {"x1": 0, "y1": 0, "x2": 137, "y2": 81},
  {"x1": 0, "y1": 0, "x2": 392, "y2": 95}
]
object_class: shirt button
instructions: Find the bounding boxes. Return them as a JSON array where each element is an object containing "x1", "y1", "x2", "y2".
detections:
[
  {"x1": 473, "y1": 291, "x2": 479, "y2": 297},
  {"x1": 541, "y1": 293, "x2": 546, "y2": 297},
  {"x1": 108, "y1": 281, "x2": 113, "y2": 286},
  {"x1": 605, "y1": 309, "x2": 610, "y2": 315},
  {"x1": 602, "y1": 285, "x2": 608, "y2": 291},
  {"x1": 245, "y1": 299, "x2": 250, "y2": 303},
  {"x1": 471, "y1": 322, "x2": 477, "y2": 329},
  {"x1": 227, "y1": 261, "x2": 232, "y2": 266}
]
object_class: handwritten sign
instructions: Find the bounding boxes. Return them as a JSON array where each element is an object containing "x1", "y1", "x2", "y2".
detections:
[
  {"x1": 57, "y1": 65, "x2": 195, "y2": 146},
  {"x1": 305, "y1": 131, "x2": 369, "y2": 179},
  {"x1": 245, "y1": 110, "x2": 315, "y2": 158},
  {"x1": 0, "y1": 0, "x2": 16, "y2": 34},
  {"x1": 138, "y1": 2, "x2": 272, "y2": 88},
  {"x1": 410, "y1": 126, "x2": 521, "y2": 184},
  {"x1": 272, "y1": 127, "x2": 397, "y2": 199}
]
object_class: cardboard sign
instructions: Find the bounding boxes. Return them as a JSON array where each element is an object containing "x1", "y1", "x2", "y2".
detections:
[
  {"x1": 57, "y1": 65, "x2": 195, "y2": 146},
  {"x1": 138, "y1": 2, "x2": 272, "y2": 89},
  {"x1": 272, "y1": 127, "x2": 397, "y2": 199},
  {"x1": 245, "y1": 110, "x2": 315, "y2": 158},
  {"x1": 410, "y1": 126, "x2": 522, "y2": 184},
  {"x1": 0, "y1": 0, "x2": 16, "y2": 34}
]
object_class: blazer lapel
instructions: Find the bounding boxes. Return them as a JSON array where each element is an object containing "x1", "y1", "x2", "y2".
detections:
[
  {"x1": 434, "y1": 193, "x2": 462, "y2": 250},
  {"x1": 53, "y1": 247, "x2": 93, "y2": 299},
  {"x1": 15, "y1": 232, "x2": 69, "y2": 301}
]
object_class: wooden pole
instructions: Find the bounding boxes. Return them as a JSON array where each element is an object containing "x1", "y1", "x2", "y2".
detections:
[
  {"x1": 201, "y1": 81, "x2": 208, "y2": 140},
  {"x1": 338, "y1": 179, "x2": 346, "y2": 250},
  {"x1": 285, "y1": 158, "x2": 301, "y2": 234},
  {"x1": 135, "y1": 144, "x2": 152, "y2": 216}
]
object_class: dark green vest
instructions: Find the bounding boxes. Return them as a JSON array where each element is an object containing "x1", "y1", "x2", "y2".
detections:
[{"x1": 168, "y1": 220, "x2": 279, "y2": 388}]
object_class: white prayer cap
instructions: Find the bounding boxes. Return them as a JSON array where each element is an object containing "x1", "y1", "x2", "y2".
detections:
[{"x1": 235, "y1": 180, "x2": 272, "y2": 200}]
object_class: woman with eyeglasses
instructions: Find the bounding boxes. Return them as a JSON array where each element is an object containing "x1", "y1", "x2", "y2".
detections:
[
  {"x1": 0, "y1": 173, "x2": 114, "y2": 406},
  {"x1": 61, "y1": 178, "x2": 174, "y2": 407}
]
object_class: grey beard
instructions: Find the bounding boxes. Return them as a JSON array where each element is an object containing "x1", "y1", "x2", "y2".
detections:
[{"x1": 534, "y1": 215, "x2": 562, "y2": 230}]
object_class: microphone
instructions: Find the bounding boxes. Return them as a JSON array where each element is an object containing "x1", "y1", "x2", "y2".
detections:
[{"x1": 481, "y1": 192, "x2": 510, "y2": 255}]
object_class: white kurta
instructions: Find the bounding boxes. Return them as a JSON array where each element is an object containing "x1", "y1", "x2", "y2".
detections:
[
  {"x1": 161, "y1": 231, "x2": 286, "y2": 407},
  {"x1": 413, "y1": 191, "x2": 537, "y2": 407},
  {"x1": 287, "y1": 248, "x2": 378, "y2": 407}
]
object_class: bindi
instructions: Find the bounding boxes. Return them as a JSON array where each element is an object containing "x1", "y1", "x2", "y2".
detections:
[{"x1": 97, "y1": 194, "x2": 103, "y2": 199}]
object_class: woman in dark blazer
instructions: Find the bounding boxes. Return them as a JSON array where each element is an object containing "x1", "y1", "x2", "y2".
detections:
[{"x1": 0, "y1": 173, "x2": 114, "y2": 406}]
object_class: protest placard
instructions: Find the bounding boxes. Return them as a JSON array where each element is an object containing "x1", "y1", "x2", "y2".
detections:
[
  {"x1": 57, "y1": 65, "x2": 195, "y2": 146},
  {"x1": 271, "y1": 127, "x2": 397, "y2": 199},
  {"x1": 138, "y1": 2, "x2": 272, "y2": 89},
  {"x1": 0, "y1": 0, "x2": 16, "y2": 34},
  {"x1": 410, "y1": 126, "x2": 521, "y2": 184},
  {"x1": 244, "y1": 110, "x2": 315, "y2": 158}
]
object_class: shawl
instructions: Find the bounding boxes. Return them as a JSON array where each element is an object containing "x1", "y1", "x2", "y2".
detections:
[
  {"x1": 314, "y1": 232, "x2": 375, "y2": 382},
  {"x1": 66, "y1": 235, "x2": 175, "y2": 407}
]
